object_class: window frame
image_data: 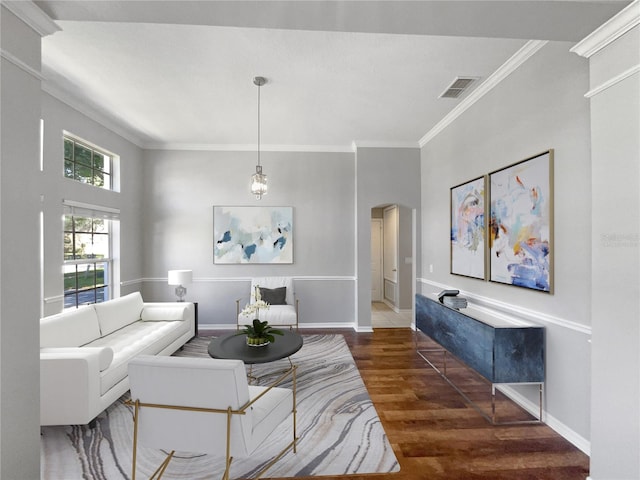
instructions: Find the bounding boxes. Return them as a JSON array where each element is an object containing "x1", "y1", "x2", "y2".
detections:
[
  {"x1": 63, "y1": 213, "x2": 113, "y2": 309},
  {"x1": 63, "y1": 134, "x2": 113, "y2": 190}
]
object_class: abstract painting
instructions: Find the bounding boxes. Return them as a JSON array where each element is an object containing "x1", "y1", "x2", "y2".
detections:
[
  {"x1": 214, "y1": 206, "x2": 293, "y2": 264},
  {"x1": 489, "y1": 150, "x2": 553, "y2": 292},
  {"x1": 450, "y1": 176, "x2": 486, "y2": 279}
]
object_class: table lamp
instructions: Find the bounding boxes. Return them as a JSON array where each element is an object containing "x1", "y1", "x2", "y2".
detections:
[{"x1": 168, "y1": 269, "x2": 192, "y2": 302}]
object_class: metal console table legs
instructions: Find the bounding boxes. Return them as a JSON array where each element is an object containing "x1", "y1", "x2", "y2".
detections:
[{"x1": 418, "y1": 348, "x2": 544, "y2": 426}]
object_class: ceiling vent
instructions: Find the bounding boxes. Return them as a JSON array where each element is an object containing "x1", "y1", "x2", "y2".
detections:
[{"x1": 439, "y1": 77, "x2": 479, "y2": 99}]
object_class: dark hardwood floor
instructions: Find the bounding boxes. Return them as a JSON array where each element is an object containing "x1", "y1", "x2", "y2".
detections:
[{"x1": 210, "y1": 328, "x2": 590, "y2": 480}]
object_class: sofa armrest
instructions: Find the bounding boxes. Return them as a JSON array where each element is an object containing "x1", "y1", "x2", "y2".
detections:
[
  {"x1": 41, "y1": 347, "x2": 113, "y2": 371},
  {"x1": 142, "y1": 302, "x2": 195, "y2": 338},
  {"x1": 142, "y1": 302, "x2": 194, "y2": 319},
  {"x1": 40, "y1": 348, "x2": 105, "y2": 425}
]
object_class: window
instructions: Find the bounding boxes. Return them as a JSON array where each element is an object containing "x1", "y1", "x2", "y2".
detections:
[
  {"x1": 63, "y1": 214, "x2": 112, "y2": 308},
  {"x1": 63, "y1": 135, "x2": 112, "y2": 190}
]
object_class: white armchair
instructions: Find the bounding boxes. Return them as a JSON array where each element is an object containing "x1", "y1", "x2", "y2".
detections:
[
  {"x1": 237, "y1": 277, "x2": 299, "y2": 330},
  {"x1": 127, "y1": 355, "x2": 297, "y2": 480}
]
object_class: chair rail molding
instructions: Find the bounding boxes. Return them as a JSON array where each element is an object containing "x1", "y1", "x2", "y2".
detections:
[
  {"x1": 141, "y1": 275, "x2": 356, "y2": 283},
  {"x1": 418, "y1": 278, "x2": 591, "y2": 336},
  {"x1": 584, "y1": 64, "x2": 640, "y2": 98}
]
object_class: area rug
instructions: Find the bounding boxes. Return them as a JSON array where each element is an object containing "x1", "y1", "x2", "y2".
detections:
[{"x1": 40, "y1": 334, "x2": 399, "y2": 479}]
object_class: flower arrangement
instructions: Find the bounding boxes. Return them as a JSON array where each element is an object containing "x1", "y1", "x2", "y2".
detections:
[
  {"x1": 239, "y1": 285, "x2": 270, "y2": 318},
  {"x1": 238, "y1": 285, "x2": 283, "y2": 346}
]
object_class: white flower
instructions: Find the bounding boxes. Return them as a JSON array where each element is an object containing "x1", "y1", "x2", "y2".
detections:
[{"x1": 240, "y1": 285, "x2": 270, "y2": 318}]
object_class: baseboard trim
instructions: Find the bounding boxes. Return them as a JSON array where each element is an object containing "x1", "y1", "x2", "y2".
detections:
[
  {"x1": 418, "y1": 278, "x2": 592, "y2": 456},
  {"x1": 200, "y1": 322, "x2": 359, "y2": 333},
  {"x1": 497, "y1": 386, "x2": 590, "y2": 455}
]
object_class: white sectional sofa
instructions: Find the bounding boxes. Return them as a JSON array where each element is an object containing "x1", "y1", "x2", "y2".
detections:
[{"x1": 40, "y1": 292, "x2": 195, "y2": 426}]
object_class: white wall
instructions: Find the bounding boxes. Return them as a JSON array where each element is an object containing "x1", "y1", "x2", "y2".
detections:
[
  {"x1": 139, "y1": 149, "x2": 357, "y2": 327},
  {"x1": 420, "y1": 41, "x2": 593, "y2": 447},
  {"x1": 0, "y1": 6, "x2": 43, "y2": 478},
  {"x1": 40, "y1": 93, "x2": 145, "y2": 315}
]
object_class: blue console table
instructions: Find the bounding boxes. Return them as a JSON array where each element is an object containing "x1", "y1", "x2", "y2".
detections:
[{"x1": 415, "y1": 293, "x2": 545, "y2": 424}]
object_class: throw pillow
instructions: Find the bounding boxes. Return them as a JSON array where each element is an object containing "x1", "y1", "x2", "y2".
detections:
[{"x1": 259, "y1": 286, "x2": 287, "y2": 305}]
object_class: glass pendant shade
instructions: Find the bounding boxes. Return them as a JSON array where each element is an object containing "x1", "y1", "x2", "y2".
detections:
[
  {"x1": 251, "y1": 165, "x2": 268, "y2": 199},
  {"x1": 251, "y1": 76, "x2": 268, "y2": 199}
]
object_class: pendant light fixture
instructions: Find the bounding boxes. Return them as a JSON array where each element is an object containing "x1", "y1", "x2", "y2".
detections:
[{"x1": 251, "y1": 76, "x2": 268, "y2": 199}]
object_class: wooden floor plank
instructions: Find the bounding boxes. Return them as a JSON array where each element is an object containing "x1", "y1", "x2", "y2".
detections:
[{"x1": 211, "y1": 327, "x2": 590, "y2": 479}]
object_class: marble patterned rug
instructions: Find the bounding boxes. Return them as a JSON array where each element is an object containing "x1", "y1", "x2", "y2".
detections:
[{"x1": 40, "y1": 334, "x2": 399, "y2": 479}]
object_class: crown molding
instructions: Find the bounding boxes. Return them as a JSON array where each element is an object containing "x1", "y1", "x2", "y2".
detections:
[
  {"x1": 419, "y1": 40, "x2": 548, "y2": 147},
  {"x1": 43, "y1": 80, "x2": 354, "y2": 153},
  {"x1": 143, "y1": 142, "x2": 354, "y2": 153},
  {"x1": 571, "y1": 0, "x2": 640, "y2": 58},
  {"x1": 2, "y1": 0, "x2": 60, "y2": 37},
  {"x1": 352, "y1": 141, "x2": 420, "y2": 150},
  {"x1": 42, "y1": 81, "x2": 360, "y2": 154},
  {"x1": 1, "y1": 48, "x2": 44, "y2": 80},
  {"x1": 41, "y1": 81, "x2": 147, "y2": 148}
]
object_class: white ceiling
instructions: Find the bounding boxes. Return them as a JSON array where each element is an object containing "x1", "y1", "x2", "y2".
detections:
[{"x1": 36, "y1": 1, "x2": 630, "y2": 150}]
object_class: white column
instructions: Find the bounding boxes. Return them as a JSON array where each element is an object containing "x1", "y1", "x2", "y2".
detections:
[
  {"x1": 0, "y1": 2, "x2": 58, "y2": 478},
  {"x1": 572, "y1": 2, "x2": 640, "y2": 479}
]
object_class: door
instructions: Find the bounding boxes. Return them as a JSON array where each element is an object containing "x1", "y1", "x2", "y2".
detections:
[
  {"x1": 383, "y1": 205, "x2": 399, "y2": 305},
  {"x1": 371, "y1": 219, "x2": 383, "y2": 302}
]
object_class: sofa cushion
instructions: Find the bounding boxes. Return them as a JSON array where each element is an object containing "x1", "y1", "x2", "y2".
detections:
[
  {"x1": 94, "y1": 292, "x2": 144, "y2": 336},
  {"x1": 40, "y1": 306, "x2": 101, "y2": 347},
  {"x1": 141, "y1": 305, "x2": 188, "y2": 321}
]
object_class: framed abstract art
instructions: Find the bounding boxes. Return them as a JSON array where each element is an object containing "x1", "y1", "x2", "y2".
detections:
[
  {"x1": 450, "y1": 176, "x2": 486, "y2": 280},
  {"x1": 213, "y1": 206, "x2": 293, "y2": 264},
  {"x1": 489, "y1": 150, "x2": 554, "y2": 292}
]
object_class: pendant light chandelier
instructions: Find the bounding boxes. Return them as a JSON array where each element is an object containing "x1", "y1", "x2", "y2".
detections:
[{"x1": 251, "y1": 76, "x2": 268, "y2": 199}]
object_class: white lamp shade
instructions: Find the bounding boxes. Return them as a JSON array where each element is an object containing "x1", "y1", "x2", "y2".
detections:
[{"x1": 168, "y1": 270, "x2": 192, "y2": 286}]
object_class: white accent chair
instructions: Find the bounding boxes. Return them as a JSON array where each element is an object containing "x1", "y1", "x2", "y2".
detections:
[
  {"x1": 127, "y1": 355, "x2": 297, "y2": 480},
  {"x1": 237, "y1": 277, "x2": 299, "y2": 330}
]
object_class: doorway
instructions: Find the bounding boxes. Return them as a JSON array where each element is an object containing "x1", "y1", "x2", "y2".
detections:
[{"x1": 371, "y1": 205, "x2": 412, "y2": 328}]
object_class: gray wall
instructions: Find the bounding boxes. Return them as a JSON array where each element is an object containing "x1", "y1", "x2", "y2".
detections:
[
  {"x1": 398, "y1": 204, "x2": 414, "y2": 310},
  {"x1": 40, "y1": 93, "x2": 145, "y2": 315},
  {"x1": 420, "y1": 42, "x2": 593, "y2": 447},
  {"x1": 4, "y1": 6, "x2": 635, "y2": 477},
  {"x1": 356, "y1": 147, "x2": 421, "y2": 329},
  {"x1": 140, "y1": 149, "x2": 357, "y2": 327},
  {"x1": 0, "y1": 7, "x2": 42, "y2": 478}
]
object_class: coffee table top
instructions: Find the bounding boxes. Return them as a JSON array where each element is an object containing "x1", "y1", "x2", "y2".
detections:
[{"x1": 208, "y1": 330, "x2": 303, "y2": 364}]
